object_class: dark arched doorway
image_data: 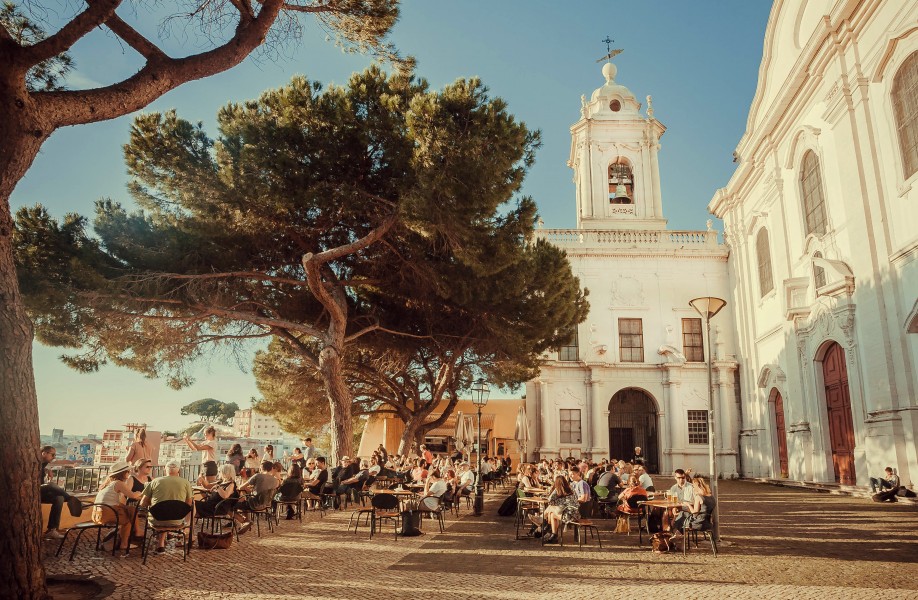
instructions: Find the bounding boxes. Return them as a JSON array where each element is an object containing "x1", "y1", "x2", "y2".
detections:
[
  {"x1": 771, "y1": 389, "x2": 789, "y2": 478},
  {"x1": 608, "y1": 388, "x2": 658, "y2": 473},
  {"x1": 822, "y1": 342, "x2": 856, "y2": 485}
]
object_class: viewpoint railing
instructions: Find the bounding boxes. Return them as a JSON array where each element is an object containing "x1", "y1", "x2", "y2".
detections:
[{"x1": 47, "y1": 464, "x2": 200, "y2": 495}]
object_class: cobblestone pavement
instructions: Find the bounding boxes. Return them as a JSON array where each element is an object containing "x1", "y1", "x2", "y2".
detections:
[{"x1": 42, "y1": 480, "x2": 918, "y2": 600}]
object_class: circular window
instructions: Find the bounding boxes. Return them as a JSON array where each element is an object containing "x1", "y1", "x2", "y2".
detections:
[{"x1": 609, "y1": 99, "x2": 622, "y2": 112}]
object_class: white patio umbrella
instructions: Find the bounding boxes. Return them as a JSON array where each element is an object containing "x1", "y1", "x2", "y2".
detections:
[
  {"x1": 514, "y1": 406, "x2": 530, "y2": 462},
  {"x1": 453, "y1": 411, "x2": 466, "y2": 452}
]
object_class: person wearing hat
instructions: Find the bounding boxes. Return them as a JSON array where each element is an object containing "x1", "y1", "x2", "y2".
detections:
[{"x1": 93, "y1": 460, "x2": 142, "y2": 555}]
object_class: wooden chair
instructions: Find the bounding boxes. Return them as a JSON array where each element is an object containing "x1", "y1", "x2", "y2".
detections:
[
  {"x1": 55, "y1": 502, "x2": 123, "y2": 561},
  {"x1": 560, "y1": 518, "x2": 602, "y2": 550},
  {"x1": 141, "y1": 500, "x2": 193, "y2": 564}
]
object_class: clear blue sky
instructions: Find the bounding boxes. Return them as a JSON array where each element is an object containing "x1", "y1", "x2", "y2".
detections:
[{"x1": 13, "y1": 1, "x2": 773, "y2": 435}]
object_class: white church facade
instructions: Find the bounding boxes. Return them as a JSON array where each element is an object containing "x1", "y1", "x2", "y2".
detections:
[
  {"x1": 526, "y1": 61, "x2": 741, "y2": 478},
  {"x1": 710, "y1": 0, "x2": 918, "y2": 488}
]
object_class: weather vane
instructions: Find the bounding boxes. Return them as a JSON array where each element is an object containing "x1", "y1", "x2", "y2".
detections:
[{"x1": 596, "y1": 36, "x2": 623, "y2": 63}]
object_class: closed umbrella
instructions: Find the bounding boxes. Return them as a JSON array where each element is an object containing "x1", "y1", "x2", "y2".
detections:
[
  {"x1": 463, "y1": 415, "x2": 476, "y2": 459},
  {"x1": 514, "y1": 406, "x2": 530, "y2": 462},
  {"x1": 453, "y1": 411, "x2": 466, "y2": 453}
]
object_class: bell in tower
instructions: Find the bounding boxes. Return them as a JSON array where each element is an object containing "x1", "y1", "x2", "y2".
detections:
[{"x1": 609, "y1": 161, "x2": 633, "y2": 204}]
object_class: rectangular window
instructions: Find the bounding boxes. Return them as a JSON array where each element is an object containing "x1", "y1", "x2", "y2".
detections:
[
  {"x1": 682, "y1": 318, "x2": 704, "y2": 362},
  {"x1": 618, "y1": 318, "x2": 644, "y2": 362},
  {"x1": 558, "y1": 327, "x2": 579, "y2": 362},
  {"x1": 687, "y1": 410, "x2": 709, "y2": 444},
  {"x1": 559, "y1": 409, "x2": 582, "y2": 444}
]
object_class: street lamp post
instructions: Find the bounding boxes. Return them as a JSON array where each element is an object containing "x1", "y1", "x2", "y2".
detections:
[
  {"x1": 471, "y1": 378, "x2": 490, "y2": 517},
  {"x1": 689, "y1": 296, "x2": 726, "y2": 542}
]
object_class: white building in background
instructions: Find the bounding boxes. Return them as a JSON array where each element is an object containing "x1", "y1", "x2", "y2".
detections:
[
  {"x1": 93, "y1": 423, "x2": 161, "y2": 466},
  {"x1": 526, "y1": 60, "x2": 740, "y2": 477},
  {"x1": 232, "y1": 408, "x2": 290, "y2": 439},
  {"x1": 711, "y1": 0, "x2": 918, "y2": 487}
]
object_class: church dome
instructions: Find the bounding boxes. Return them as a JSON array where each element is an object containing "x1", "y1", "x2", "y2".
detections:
[{"x1": 588, "y1": 61, "x2": 641, "y2": 117}]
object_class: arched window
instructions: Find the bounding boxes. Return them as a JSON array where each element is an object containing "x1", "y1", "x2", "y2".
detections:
[
  {"x1": 892, "y1": 51, "x2": 918, "y2": 179},
  {"x1": 813, "y1": 251, "x2": 826, "y2": 289},
  {"x1": 608, "y1": 160, "x2": 633, "y2": 204},
  {"x1": 800, "y1": 151, "x2": 827, "y2": 237},
  {"x1": 756, "y1": 228, "x2": 774, "y2": 296}
]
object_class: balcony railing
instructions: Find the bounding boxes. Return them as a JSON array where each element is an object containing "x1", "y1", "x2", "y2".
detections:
[
  {"x1": 533, "y1": 228, "x2": 719, "y2": 249},
  {"x1": 47, "y1": 464, "x2": 200, "y2": 495}
]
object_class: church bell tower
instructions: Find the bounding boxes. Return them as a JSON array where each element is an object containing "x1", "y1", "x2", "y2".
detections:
[{"x1": 569, "y1": 58, "x2": 667, "y2": 230}]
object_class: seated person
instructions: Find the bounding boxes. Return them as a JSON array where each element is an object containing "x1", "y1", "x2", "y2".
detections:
[
  {"x1": 458, "y1": 463, "x2": 476, "y2": 496},
  {"x1": 242, "y1": 460, "x2": 280, "y2": 509},
  {"x1": 635, "y1": 465, "x2": 655, "y2": 492},
  {"x1": 92, "y1": 460, "x2": 142, "y2": 555},
  {"x1": 519, "y1": 465, "x2": 542, "y2": 491},
  {"x1": 302, "y1": 457, "x2": 329, "y2": 505},
  {"x1": 663, "y1": 469, "x2": 695, "y2": 530},
  {"x1": 271, "y1": 461, "x2": 285, "y2": 485},
  {"x1": 870, "y1": 467, "x2": 900, "y2": 496},
  {"x1": 616, "y1": 475, "x2": 648, "y2": 514},
  {"x1": 39, "y1": 446, "x2": 84, "y2": 539},
  {"x1": 367, "y1": 456, "x2": 382, "y2": 477},
  {"x1": 569, "y1": 467, "x2": 592, "y2": 516},
  {"x1": 421, "y1": 469, "x2": 448, "y2": 499},
  {"x1": 596, "y1": 464, "x2": 622, "y2": 492},
  {"x1": 542, "y1": 475, "x2": 579, "y2": 544},
  {"x1": 140, "y1": 460, "x2": 193, "y2": 553},
  {"x1": 337, "y1": 459, "x2": 370, "y2": 503},
  {"x1": 195, "y1": 463, "x2": 239, "y2": 518},
  {"x1": 673, "y1": 476, "x2": 715, "y2": 534},
  {"x1": 275, "y1": 463, "x2": 305, "y2": 519}
]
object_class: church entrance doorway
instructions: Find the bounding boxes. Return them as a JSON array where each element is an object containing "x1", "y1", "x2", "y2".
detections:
[
  {"x1": 608, "y1": 388, "x2": 658, "y2": 473},
  {"x1": 771, "y1": 389, "x2": 789, "y2": 478},
  {"x1": 822, "y1": 342, "x2": 856, "y2": 485}
]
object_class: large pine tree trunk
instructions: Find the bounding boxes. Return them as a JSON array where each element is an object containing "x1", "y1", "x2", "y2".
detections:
[
  {"x1": 318, "y1": 345, "x2": 353, "y2": 463},
  {"x1": 0, "y1": 86, "x2": 52, "y2": 599}
]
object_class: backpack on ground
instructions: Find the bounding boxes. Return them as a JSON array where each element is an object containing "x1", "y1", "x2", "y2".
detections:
[
  {"x1": 497, "y1": 492, "x2": 517, "y2": 517},
  {"x1": 651, "y1": 531, "x2": 676, "y2": 553}
]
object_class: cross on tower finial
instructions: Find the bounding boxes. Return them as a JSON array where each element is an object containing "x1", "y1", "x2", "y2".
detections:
[{"x1": 596, "y1": 37, "x2": 623, "y2": 63}]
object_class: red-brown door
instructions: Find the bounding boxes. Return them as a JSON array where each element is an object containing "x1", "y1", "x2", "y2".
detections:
[
  {"x1": 773, "y1": 390, "x2": 789, "y2": 478},
  {"x1": 823, "y1": 342, "x2": 856, "y2": 485}
]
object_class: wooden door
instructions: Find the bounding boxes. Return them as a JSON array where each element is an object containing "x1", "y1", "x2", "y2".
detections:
[
  {"x1": 773, "y1": 391, "x2": 789, "y2": 478},
  {"x1": 823, "y1": 342, "x2": 856, "y2": 485}
]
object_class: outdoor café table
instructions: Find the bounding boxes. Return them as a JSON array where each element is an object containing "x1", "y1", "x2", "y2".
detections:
[{"x1": 516, "y1": 496, "x2": 549, "y2": 539}]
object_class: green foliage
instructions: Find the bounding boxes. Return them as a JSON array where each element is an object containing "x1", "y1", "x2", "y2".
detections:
[
  {"x1": 180, "y1": 398, "x2": 239, "y2": 424},
  {"x1": 0, "y1": 2, "x2": 74, "y2": 91}
]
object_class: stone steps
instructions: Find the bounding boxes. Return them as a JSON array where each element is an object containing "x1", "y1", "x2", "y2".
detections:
[{"x1": 743, "y1": 477, "x2": 918, "y2": 505}]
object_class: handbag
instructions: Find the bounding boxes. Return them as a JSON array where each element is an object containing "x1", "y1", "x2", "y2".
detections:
[
  {"x1": 651, "y1": 532, "x2": 675, "y2": 553},
  {"x1": 197, "y1": 530, "x2": 233, "y2": 549},
  {"x1": 614, "y1": 514, "x2": 630, "y2": 534}
]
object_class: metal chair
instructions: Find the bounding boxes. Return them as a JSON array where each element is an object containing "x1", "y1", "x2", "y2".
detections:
[
  {"x1": 274, "y1": 480, "x2": 305, "y2": 522},
  {"x1": 615, "y1": 498, "x2": 649, "y2": 545},
  {"x1": 561, "y1": 518, "x2": 602, "y2": 550},
  {"x1": 416, "y1": 496, "x2": 446, "y2": 533},
  {"x1": 681, "y1": 507, "x2": 717, "y2": 557},
  {"x1": 239, "y1": 490, "x2": 276, "y2": 537},
  {"x1": 142, "y1": 500, "x2": 193, "y2": 564},
  {"x1": 369, "y1": 493, "x2": 401, "y2": 540},
  {"x1": 197, "y1": 496, "x2": 240, "y2": 541},
  {"x1": 55, "y1": 502, "x2": 123, "y2": 561}
]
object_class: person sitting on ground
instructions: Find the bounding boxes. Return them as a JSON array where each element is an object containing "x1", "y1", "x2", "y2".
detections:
[
  {"x1": 39, "y1": 446, "x2": 84, "y2": 539},
  {"x1": 139, "y1": 459, "x2": 194, "y2": 553},
  {"x1": 673, "y1": 476, "x2": 715, "y2": 535},
  {"x1": 542, "y1": 475, "x2": 580, "y2": 544},
  {"x1": 275, "y1": 463, "x2": 305, "y2": 519},
  {"x1": 243, "y1": 448, "x2": 260, "y2": 478},
  {"x1": 92, "y1": 460, "x2": 142, "y2": 555},
  {"x1": 635, "y1": 464, "x2": 655, "y2": 492},
  {"x1": 184, "y1": 425, "x2": 218, "y2": 486},
  {"x1": 616, "y1": 475, "x2": 648, "y2": 514},
  {"x1": 195, "y1": 463, "x2": 239, "y2": 520},
  {"x1": 870, "y1": 467, "x2": 900, "y2": 496}
]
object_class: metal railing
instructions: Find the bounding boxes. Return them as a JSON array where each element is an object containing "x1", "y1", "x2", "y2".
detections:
[{"x1": 48, "y1": 464, "x2": 200, "y2": 495}]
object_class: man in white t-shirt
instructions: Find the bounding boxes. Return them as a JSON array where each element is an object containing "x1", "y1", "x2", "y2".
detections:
[
  {"x1": 458, "y1": 463, "x2": 476, "y2": 494},
  {"x1": 184, "y1": 425, "x2": 218, "y2": 484}
]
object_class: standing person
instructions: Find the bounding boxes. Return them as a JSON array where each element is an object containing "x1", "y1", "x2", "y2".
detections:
[
  {"x1": 125, "y1": 428, "x2": 152, "y2": 463},
  {"x1": 290, "y1": 447, "x2": 306, "y2": 468},
  {"x1": 183, "y1": 426, "x2": 218, "y2": 485},
  {"x1": 420, "y1": 444, "x2": 433, "y2": 468},
  {"x1": 139, "y1": 460, "x2": 194, "y2": 554},
  {"x1": 377, "y1": 443, "x2": 388, "y2": 467},
  {"x1": 92, "y1": 460, "x2": 142, "y2": 555},
  {"x1": 226, "y1": 443, "x2": 245, "y2": 476},
  {"x1": 39, "y1": 446, "x2": 84, "y2": 539},
  {"x1": 302, "y1": 438, "x2": 318, "y2": 462},
  {"x1": 632, "y1": 446, "x2": 644, "y2": 466}
]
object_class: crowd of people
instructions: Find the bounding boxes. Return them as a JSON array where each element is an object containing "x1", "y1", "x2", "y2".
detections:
[{"x1": 514, "y1": 454, "x2": 715, "y2": 545}]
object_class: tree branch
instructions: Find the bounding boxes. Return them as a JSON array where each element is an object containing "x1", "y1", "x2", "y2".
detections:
[
  {"x1": 35, "y1": 0, "x2": 285, "y2": 128},
  {"x1": 103, "y1": 13, "x2": 169, "y2": 62},
  {"x1": 21, "y1": 0, "x2": 123, "y2": 65}
]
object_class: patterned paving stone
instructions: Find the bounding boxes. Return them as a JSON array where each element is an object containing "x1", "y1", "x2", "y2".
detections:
[{"x1": 42, "y1": 480, "x2": 918, "y2": 599}]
